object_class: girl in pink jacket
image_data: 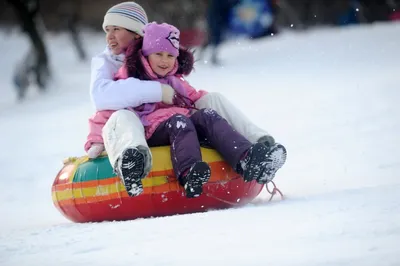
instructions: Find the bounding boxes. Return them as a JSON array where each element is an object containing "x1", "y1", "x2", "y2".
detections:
[{"x1": 86, "y1": 22, "x2": 286, "y2": 198}]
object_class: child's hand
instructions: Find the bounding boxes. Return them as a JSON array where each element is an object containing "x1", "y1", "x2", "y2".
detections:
[
  {"x1": 161, "y1": 84, "x2": 175, "y2": 104},
  {"x1": 87, "y1": 143, "x2": 105, "y2": 159}
]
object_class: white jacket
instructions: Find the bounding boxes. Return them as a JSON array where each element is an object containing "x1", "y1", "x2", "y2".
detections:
[{"x1": 89, "y1": 48, "x2": 162, "y2": 111}]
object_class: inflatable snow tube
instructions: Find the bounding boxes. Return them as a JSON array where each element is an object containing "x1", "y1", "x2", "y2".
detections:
[{"x1": 52, "y1": 146, "x2": 264, "y2": 223}]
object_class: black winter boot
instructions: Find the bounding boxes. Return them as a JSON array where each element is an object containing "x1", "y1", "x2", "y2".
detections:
[
  {"x1": 115, "y1": 147, "x2": 145, "y2": 197},
  {"x1": 238, "y1": 142, "x2": 287, "y2": 184},
  {"x1": 181, "y1": 161, "x2": 211, "y2": 198},
  {"x1": 257, "y1": 143, "x2": 287, "y2": 184}
]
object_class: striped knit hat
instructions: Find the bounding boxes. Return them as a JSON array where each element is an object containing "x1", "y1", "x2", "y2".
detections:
[{"x1": 102, "y1": 2, "x2": 148, "y2": 36}]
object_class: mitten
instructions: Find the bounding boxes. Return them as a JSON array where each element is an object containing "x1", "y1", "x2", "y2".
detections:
[
  {"x1": 87, "y1": 143, "x2": 105, "y2": 159},
  {"x1": 161, "y1": 84, "x2": 174, "y2": 104}
]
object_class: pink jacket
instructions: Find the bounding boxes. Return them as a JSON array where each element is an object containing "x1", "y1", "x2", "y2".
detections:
[{"x1": 85, "y1": 52, "x2": 207, "y2": 152}]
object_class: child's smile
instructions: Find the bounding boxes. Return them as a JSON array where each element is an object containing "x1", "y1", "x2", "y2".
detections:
[{"x1": 148, "y1": 52, "x2": 177, "y2": 77}]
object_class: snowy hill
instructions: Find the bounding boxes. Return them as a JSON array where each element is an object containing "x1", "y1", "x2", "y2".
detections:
[{"x1": 0, "y1": 22, "x2": 400, "y2": 266}]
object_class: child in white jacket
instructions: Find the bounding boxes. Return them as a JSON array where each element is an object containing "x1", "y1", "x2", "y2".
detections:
[{"x1": 88, "y1": 2, "x2": 285, "y2": 196}]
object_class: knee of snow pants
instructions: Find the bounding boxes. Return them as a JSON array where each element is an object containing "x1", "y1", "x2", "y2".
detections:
[{"x1": 166, "y1": 114, "x2": 202, "y2": 179}]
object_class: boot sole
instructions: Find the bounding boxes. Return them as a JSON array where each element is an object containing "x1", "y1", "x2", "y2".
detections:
[
  {"x1": 257, "y1": 144, "x2": 287, "y2": 184},
  {"x1": 243, "y1": 143, "x2": 269, "y2": 182},
  {"x1": 119, "y1": 148, "x2": 145, "y2": 197},
  {"x1": 184, "y1": 162, "x2": 211, "y2": 198}
]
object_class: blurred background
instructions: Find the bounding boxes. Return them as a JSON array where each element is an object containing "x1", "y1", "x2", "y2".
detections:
[{"x1": 1, "y1": 0, "x2": 399, "y2": 100}]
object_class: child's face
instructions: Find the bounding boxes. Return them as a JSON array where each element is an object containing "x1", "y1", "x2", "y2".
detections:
[
  {"x1": 105, "y1": 26, "x2": 138, "y2": 55},
  {"x1": 148, "y1": 52, "x2": 177, "y2": 77}
]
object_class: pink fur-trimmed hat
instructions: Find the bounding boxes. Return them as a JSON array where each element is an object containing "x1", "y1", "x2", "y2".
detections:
[{"x1": 142, "y1": 22, "x2": 180, "y2": 57}]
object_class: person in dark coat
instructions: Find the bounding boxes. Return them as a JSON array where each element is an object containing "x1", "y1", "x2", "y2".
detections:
[{"x1": 202, "y1": 0, "x2": 238, "y2": 65}]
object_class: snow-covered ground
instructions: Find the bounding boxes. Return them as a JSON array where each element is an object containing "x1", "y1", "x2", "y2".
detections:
[{"x1": 1, "y1": 22, "x2": 400, "y2": 266}]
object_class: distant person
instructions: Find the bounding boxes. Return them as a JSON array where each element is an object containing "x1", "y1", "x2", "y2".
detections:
[
  {"x1": 8, "y1": 0, "x2": 50, "y2": 100},
  {"x1": 200, "y1": 0, "x2": 238, "y2": 65}
]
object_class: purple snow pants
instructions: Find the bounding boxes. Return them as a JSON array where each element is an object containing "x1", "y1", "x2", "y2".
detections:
[{"x1": 147, "y1": 108, "x2": 252, "y2": 180}]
